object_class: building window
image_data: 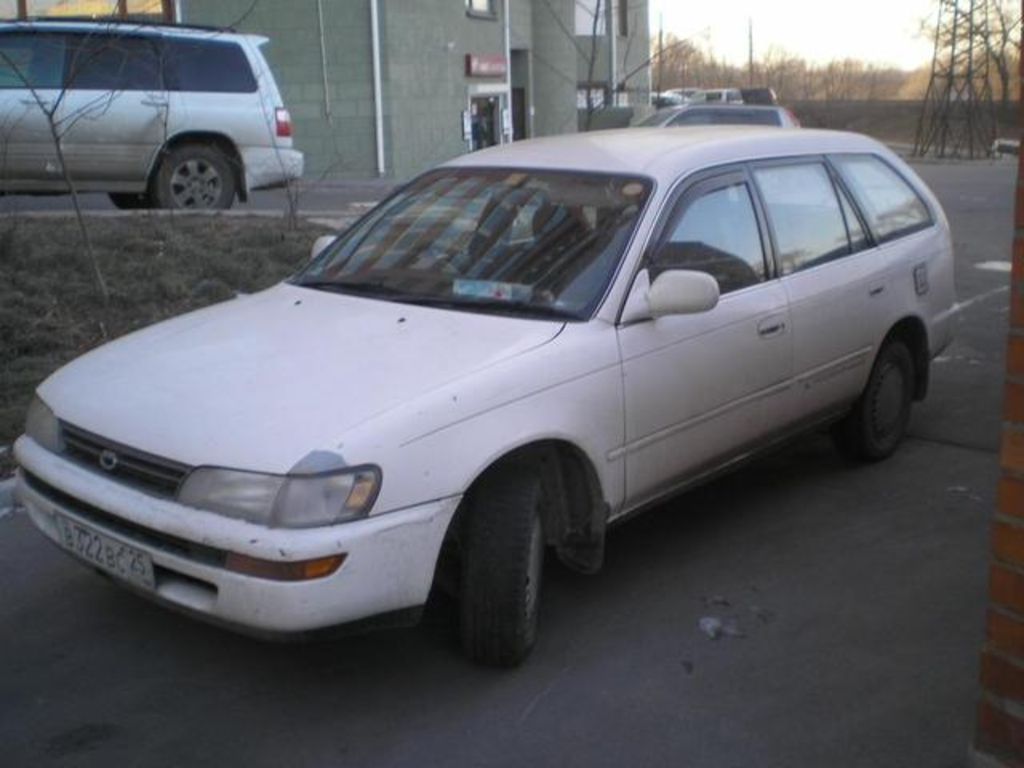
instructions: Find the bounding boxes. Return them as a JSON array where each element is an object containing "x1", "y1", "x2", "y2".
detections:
[
  {"x1": 466, "y1": 0, "x2": 495, "y2": 18},
  {"x1": 2, "y1": 0, "x2": 175, "y2": 21}
]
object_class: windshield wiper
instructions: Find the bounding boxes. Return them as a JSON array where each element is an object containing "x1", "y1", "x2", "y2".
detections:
[
  {"x1": 440, "y1": 297, "x2": 582, "y2": 320},
  {"x1": 294, "y1": 279, "x2": 421, "y2": 300},
  {"x1": 294, "y1": 280, "x2": 580, "y2": 320}
]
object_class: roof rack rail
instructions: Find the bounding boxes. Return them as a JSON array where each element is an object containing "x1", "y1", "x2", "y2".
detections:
[{"x1": 14, "y1": 16, "x2": 236, "y2": 34}]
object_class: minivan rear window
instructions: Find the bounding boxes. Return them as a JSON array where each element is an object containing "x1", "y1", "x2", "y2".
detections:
[
  {"x1": 162, "y1": 38, "x2": 257, "y2": 93},
  {"x1": 832, "y1": 154, "x2": 932, "y2": 242}
]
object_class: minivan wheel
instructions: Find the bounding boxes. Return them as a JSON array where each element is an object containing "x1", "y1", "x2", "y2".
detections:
[
  {"x1": 833, "y1": 340, "x2": 915, "y2": 462},
  {"x1": 108, "y1": 192, "x2": 151, "y2": 210},
  {"x1": 460, "y1": 467, "x2": 544, "y2": 667},
  {"x1": 154, "y1": 144, "x2": 236, "y2": 210}
]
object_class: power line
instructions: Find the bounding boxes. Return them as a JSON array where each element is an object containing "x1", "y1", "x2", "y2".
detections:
[{"x1": 913, "y1": 0, "x2": 996, "y2": 158}]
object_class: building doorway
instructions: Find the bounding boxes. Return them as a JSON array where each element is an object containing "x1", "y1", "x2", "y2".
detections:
[{"x1": 470, "y1": 95, "x2": 499, "y2": 152}]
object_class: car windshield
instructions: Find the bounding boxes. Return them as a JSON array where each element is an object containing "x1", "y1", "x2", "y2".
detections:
[{"x1": 293, "y1": 168, "x2": 652, "y2": 320}]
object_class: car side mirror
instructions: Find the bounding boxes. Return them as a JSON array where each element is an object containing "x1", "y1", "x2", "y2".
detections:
[
  {"x1": 310, "y1": 234, "x2": 336, "y2": 261},
  {"x1": 648, "y1": 269, "x2": 720, "y2": 317},
  {"x1": 620, "y1": 268, "x2": 720, "y2": 324}
]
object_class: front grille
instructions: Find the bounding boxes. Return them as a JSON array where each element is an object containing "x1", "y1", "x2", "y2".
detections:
[{"x1": 60, "y1": 422, "x2": 190, "y2": 498}]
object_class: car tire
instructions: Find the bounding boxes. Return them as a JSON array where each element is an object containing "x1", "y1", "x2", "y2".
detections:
[
  {"x1": 154, "y1": 144, "x2": 236, "y2": 210},
  {"x1": 833, "y1": 340, "x2": 915, "y2": 462},
  {"x1": 108, "y1": 192, "x2": 151, "y2": 210},
  {"x1": 460, "y1": 466, "x2": 545, "y2": 667}
]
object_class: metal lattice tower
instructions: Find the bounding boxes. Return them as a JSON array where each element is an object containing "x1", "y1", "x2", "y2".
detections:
[{"x1": 913, "y1": 0, "x2": 997, "y2": 158}]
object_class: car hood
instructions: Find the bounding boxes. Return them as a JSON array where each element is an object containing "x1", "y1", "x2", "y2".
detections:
[{"x1": 39, "y1": 284, "x2": 564, "y2": 473}]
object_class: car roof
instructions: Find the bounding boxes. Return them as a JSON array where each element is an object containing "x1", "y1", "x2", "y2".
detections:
[
  {"x1": 0, "y1": 19, "x2": 264, "y2": 44},
  {"x1": 663, "y1": 104, "x2": 785, "y2": 114},
  {"x1": 444, "y1": 128, "x2": 886, "y2": 185}
]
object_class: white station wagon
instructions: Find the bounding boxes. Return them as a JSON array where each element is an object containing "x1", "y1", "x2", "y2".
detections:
[{"x1": 15, "y1": 128, "x2": 955, "y2": 666}]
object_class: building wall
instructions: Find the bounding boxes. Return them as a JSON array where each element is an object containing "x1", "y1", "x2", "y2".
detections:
[
  {"x1": 576, "y1": 1, "x2": 651, "y2": 109},
  {"x1": 380, "y1": 1, "x2": 504, "y2": 180},
  {"x1": 182, "y1": 0, "x2": 630, "y2": 180},
  {"x1": 531, "y1": 0, "x2": 579, "y2": 137},
  {"x1": 181, "y1": 0, "x2": 380, "y2": 178}
]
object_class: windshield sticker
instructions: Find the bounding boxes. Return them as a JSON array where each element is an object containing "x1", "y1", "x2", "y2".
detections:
[{"x1": 453, "y1": 280, "x2": 533, "y2": 302}]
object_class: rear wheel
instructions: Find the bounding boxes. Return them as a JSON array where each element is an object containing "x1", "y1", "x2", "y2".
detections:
[
  {"x1": 833, "y1": 340, "x2": 915, "y2": 461},
  {"x1": 460, "y1": 466, "x2": 545, "y2": 667},
  {"x1": 154, "y1": 143, "x2": 236, "y2": 210}
]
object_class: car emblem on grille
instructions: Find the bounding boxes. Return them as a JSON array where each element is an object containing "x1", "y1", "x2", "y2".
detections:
[{"x1": 98, "y1": 449, "x2": 119, "y2": 472}]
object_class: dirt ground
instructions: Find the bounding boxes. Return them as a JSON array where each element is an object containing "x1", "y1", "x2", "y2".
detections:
[{"x1": 0, "y1": 213, "x2": 330, "y2": 476}]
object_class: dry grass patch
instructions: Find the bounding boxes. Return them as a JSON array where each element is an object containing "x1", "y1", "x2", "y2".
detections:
[{"x1": 0, "y1": 214, "x2": 331, "y2": 476}]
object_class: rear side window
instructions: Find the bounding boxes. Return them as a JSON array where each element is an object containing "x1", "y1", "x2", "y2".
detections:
[
  {"x1": 753, "y1": 163, "x2": 852, "y2": 275},
  {"x1": 655, "y1": 180, "x2": 767, "y2": 294},
  {"x1": 0, "y1": 32, "x2": 65, "y2": 89},
  {"x1": 65, "y1": 35, "x2": 162, "y2": 91},
  {"x1": 832, "y1": 154, "x2": 932, "y2": 242},
  {"x1": 163, "y1": 38, "x2": 257, "y2": 93}
]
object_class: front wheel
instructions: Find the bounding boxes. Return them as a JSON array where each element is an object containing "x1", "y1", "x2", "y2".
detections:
[
  {"x1": 153, "y1": 144, "x2": 236, "y2": 210},
  {"x1": 833, "y1": 340, "x2": 915, "y2": 462},
  {"x1": 460, "y1": 467, "x2": 545, "y2": 667}
]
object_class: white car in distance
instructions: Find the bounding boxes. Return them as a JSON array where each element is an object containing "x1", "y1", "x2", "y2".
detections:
[{"x1": 15, "y1": 128, "x2": 955, "y2": 666}]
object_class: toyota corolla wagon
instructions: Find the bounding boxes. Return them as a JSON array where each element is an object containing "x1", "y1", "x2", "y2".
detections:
[{"x1": 15, "y1": 128, "x2": 955, "y2": 666}]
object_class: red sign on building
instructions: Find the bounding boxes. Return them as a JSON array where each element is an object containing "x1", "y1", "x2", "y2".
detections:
[{"x1": 465, "y1": 54, "x2": 508, "y2": 78}]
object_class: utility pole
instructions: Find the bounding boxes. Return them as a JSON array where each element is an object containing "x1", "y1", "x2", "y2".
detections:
[
  {"x1": 607, "y1": 0, "x2": 617, "y2": 108},
  {"x1": 913, "y1": 0, "x2": 996, "y2": 158},
  {"x1": 657, "y1": 12, "x2": 664, "y2": 95},
  {"x1": 748, "y1": 18, "x2": 754, "y2": 86}
]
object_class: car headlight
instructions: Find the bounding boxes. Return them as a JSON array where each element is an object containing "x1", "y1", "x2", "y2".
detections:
[
  {"x1": 177, "y1": 465, "x2": 381, "y2": 528},
  {"x1": 24, "y1": 396, "x2": 63, "y2": 453}
]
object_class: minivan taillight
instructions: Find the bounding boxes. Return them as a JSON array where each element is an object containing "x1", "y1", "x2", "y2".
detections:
[{"x1": 275, "y1": 108, "x2": 293, "y2": 138}]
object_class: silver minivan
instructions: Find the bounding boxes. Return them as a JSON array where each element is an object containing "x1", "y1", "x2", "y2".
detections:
[{"x1": 0, "y1": 20, "x2": 303, "y2": 209}]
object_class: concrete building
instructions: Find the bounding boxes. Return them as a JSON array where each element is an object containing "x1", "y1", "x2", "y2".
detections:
[{"x1": 174, "y1": 0, "x2": 650, "y2": 180}]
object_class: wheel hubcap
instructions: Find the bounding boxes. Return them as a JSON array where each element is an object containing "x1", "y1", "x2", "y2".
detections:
[{"x1": 170, "y1": 159, "x2": 222, "y2": 209}]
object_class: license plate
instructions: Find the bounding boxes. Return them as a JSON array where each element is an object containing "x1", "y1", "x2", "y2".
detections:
[{"x1": 53, "y1": 513, "x2": 155, "y2": 590}]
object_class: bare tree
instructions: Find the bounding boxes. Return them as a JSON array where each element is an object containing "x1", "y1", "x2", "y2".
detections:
[
  {"x1": 985, "y1": 0, "x2": 1022, "y2": 118},
  {"x1": 0, "y1": 34, "x2": 112, "y2": 307}
]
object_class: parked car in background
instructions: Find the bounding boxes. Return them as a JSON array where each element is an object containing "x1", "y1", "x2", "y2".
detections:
[
  {"x1": 740, "y1": 87, "x2": 778, "y2": 105},
  {"x1": 700, "y1": 87, "x2": 744, "y2": 103},
  {"x1": 16, "y1": 128, "x2": 954, "y2": 667},
  {"x1": 652, "y1": 87, "x2": 706, "y2": 108},
  {"x1": 638, "y1": 103, "x2": 800, "y2": 128},
  {"x1": 0, "y1": 20, "x2": 302, "y2": 210}
]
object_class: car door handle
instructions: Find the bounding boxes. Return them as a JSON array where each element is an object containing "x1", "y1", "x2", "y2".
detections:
[
  {"x1": 757, "y1": 319, "x2": 786, "y2": 338},
  {"x1": 869, "y1": 285, "x2": 885, "y2": 297},
  {"x1": 140, "y1": 98, "x2": 168, "y2": 108},
  {"x1": 19, "y1": 97, "x2": 49, "y2": 109}
]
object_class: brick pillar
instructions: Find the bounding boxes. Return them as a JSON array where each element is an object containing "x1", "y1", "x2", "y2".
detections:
[{"x1": 974, "y1": 9, "x2": 1024, "y2": 763}]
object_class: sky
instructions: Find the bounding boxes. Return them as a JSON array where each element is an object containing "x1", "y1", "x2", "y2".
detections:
[{"x1": 648, "y1": 0, "x2": 938, "y2": 71}]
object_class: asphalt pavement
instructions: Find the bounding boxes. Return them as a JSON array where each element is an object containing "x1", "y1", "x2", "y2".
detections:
[{"x1": 0, "y1": 157, "x2": 1013, "y2": 768}]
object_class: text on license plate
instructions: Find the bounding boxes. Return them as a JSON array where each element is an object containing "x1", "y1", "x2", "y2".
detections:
[{"x1": 53, "y1": 513, "x2": 156, "y2": 590}]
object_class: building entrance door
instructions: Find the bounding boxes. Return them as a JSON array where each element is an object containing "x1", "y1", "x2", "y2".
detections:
[{"x1": 469, "y1": 95, "x2": 499, "y2": 151}]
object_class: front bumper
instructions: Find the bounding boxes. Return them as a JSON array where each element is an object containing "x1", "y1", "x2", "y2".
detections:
[{"x1": 14, "y1": 435, "x2": 457, "y2": 634}]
